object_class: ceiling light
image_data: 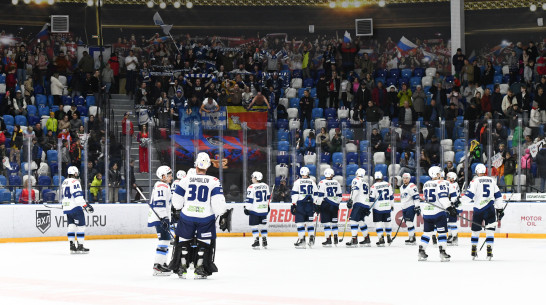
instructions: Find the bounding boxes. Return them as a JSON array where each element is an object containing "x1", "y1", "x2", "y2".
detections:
[
  {"x1": 23, "y1": 0, "x2": 31, "y2": 4},
  {"x1": 378, "y1": 0, "x2": 386, "y2": 7},
  {"x1": 48, "y1": 0, "x2": 55, "y2": 4},
  {"x1": 173, "y1": 1, "x2": 181, "y2": 8},
  {"x1": 12, "y1": 0, "x2": 19, "y2": 5},
  {"x1": 329, "y1": 1, "x2": 336, "y2": 8},
  {"x1": 341, "y1": 1, "x2": 348, "y2": 8},
  {"x1": 186, "y1": 1, "x2": 193, "y2": 8},
  {"x1": 543, "y1": 3, "x2": 546, "y2": 10},
  {"x1": 530, "y1": 4, "x2": 537, "y2": 11},
  {"x1": 159, "y1": 1, "x2": 166, "y2": 8},
  {"x1": 354, "y1": 1, "x2": 361, "y2": 8},
  {"x1": 146, "y1": 0, "x2": 154, "y2": 8},
  {"x1": 87, "y1": 0, "x2": 94, "y2": 6}
]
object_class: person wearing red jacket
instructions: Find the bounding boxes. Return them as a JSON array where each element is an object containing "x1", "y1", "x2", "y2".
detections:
[
  {"x1": 108, "y1": 52, "x2": 120, "y2": 93},
  {"x1": 19, "y1": 179, "x2": 36, "y2": 204}
]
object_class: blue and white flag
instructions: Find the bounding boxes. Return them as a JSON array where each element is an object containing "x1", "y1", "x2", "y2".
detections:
[
  {"x1": 422, "y1": 49, "x2": 438, "y2": 63},
  {"x1": 201, "y1": 106, "x2": 227, "y2": 130},
  {"x1": 153, "y1": 12, "x2": 172, "y2": 35},
  {"x1": 343, "y1": 31, "x2": 352, "y2": 43}
]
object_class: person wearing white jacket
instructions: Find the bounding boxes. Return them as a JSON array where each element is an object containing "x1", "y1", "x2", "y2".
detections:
[
  {"x1": 529, "y1": 101, "x2": 541, "y2": 139},
  {"x1": 50, "y1": 72, "x2": 64, "y2": 106}
]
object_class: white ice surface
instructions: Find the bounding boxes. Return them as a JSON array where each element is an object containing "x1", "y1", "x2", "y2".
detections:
[{"x1": 1, "y1": 237, "x2": 545, "y2": 305}]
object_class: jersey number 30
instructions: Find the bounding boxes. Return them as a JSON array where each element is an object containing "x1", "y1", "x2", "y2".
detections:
[{"x1": 188, "y1": 185, "x2": 209, "y2": 202}]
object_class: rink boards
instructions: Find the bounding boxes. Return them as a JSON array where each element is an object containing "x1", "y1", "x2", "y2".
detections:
[{"x1": 1, "y1": 198, "x2": 546, "y2": 242}]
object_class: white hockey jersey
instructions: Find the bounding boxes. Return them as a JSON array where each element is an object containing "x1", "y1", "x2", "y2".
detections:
[
  {"x1": 172, "y1": 174, "x2": 227, "y2": 223},
  {"x1": 350, "y1": 177, "x2": 370, "y2": 207},
  {"x1": 316, "y1": 178, "x2": 342, "y2": 206},
  {"x1": 61, "y1": 178, "x2": 86, "y2": 214},
  {"x1": 370, "y1": 181, "x2": 394, "y2": 212},
  {"x1": 291, "y1": 178, "x2": 318, "y2": 204},
  {"x1": 461, "y1": 176, "x2": 503, "y2": 210},
  {"x1": 421, "y1": 180, "x2": 450, "y2": 217},
  {"x1": 448, "y1": 181, "x2": 460, "y2": 203},
  {"x1": 245, "y1": 182, "x2": 270, "y2": 216},
  {"x1": 147, "y1": 181, "x2": 172, "y2": 225},
  {"x1": 400, "y1": 182, "x2": 420, "y2": 209}
]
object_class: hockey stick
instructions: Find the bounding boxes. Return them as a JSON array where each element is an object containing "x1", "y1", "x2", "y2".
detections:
[
  {"x1": 389, "y1": 215, "x2": 406, "y2": 246},
  {"x1": 340, "y1": 194, "x2": 380, "y2": 242},
  {"x1": 339, "y1": 189, "x2": 354, "y2": 242},
  {"x1": 43, "y1": 203, "x2": 63, "y2": 209},
  {"x1": 478, "y1": 198, "x2": 512, "y2": 252},
  {"x1": 136, "y1": 186, "x2": 175, "y2": 239}
]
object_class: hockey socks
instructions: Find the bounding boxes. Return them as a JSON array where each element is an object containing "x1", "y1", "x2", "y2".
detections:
[
  {"x1": 406, "y1": 221, "x2": 415, "y2": 237},
  {"x1": 155, "y1": 240, "x2": 170, "y2": 265}
]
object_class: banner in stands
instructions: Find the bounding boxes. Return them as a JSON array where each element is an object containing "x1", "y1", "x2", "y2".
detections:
[
  {"x1": 201, "y1": 106, "x2": 227, "y2": 130},
  {"x1": 227, "y1": 106, "x2": 268, "y2": 130}
]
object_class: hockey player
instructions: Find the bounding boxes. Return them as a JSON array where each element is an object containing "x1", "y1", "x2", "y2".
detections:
[
  {"x1": 148, "y1": 165, "x2": 173, "y2": 276},
  {"x1": 459, "y1": 164, "x2": 504, "y2": 260},
  {"x1": 369, "y1": 171, "x2": 394, "y2": 246},
  {"x1": 316, "y1": 168, "x2": 342, "y2": 247},
  {"x1": 62, "y1": 166, "x2": 94, "y2": 254},
  {"x1": 346, "y1": 168, "x2": 372, "y2": 247},
  {"x1": 291, "y1": 167, "x2": 318, "y2": 249},
  {"x1": 171, "y1": 152, "x2": 231, "y2": 279},
  {"x1": 418, "y1": 166, "x2": 453, "y2": 262},
  {"x1": 446, "y1": 172, "x2": 461, "y2": 245},
  {"x1": 400, "y1": 173, "x2": 420, "y2": 245},
  {"x1": 244, "y1": 171, "x2": 270, "y2": 249}
]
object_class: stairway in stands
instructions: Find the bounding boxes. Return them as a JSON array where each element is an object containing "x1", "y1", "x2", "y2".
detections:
[{"x1": 108, "y1": 94, "x2": 160, "y2": 201}]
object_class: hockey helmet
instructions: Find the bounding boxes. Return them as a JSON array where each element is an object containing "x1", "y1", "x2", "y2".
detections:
[
  {"x1": 355, "y1": 168, "x2": 366, "y2": 178},
  {"x1": 176, "y1": 170, "x2": 186, "y2": 180},
  {"x1": 251, "y1": 171, "x2": 263, "y2": 182},
  {"x1": 374, "y1": 171, "x2": 383, "y2": 180},
  {"x1": 300, "y1": 166, "x2": 310, "y2": 177},
  {"x1": 428, "y1": 166, "x2": 442, "y2": 179},
  {"x1": 402, "y1": 173, "x2": 411, "y2": 183},
  {"x1": 324, "y1": 168, "x2": 335, "y2": 178},
  {"x1": 67, "y1": 166, "x2": 79, "y2": 177},
  {"x1": 195, "y1": 152, "x2": 211, "y2": 170},
  {"x1": 447, "y1": 172, "x2": 457, "y2": 181},
  {"x1": 475, "y1": 163, "x2": 487, "y2": 175},
  {"x1": 187, "y1": 168, "x2": 197, "y2": 176},
  {"x1": 156, "y1": 165, "x2": 172, "y2": 180}
]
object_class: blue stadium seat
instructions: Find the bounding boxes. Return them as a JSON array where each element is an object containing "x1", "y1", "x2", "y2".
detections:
[
  {"x1": 419, "y1": 176, "x2": 431, "y2": 185},
  {"x1": 277, "y1": 154, "x2": 290, "y2": 164},
  {"x1": 375, "y1": 69, "x2": 388, "y2": 78},
  {"x1": 401, "y1": 69, "x2": 412, "y2": 79},
  {"x1": 455, "y1": 151, "x2": 465, "y2": 164},
  {"x1": 359, "y1": 152, "x2": 368, "y2": 165},
  {"x1": 471, "y1": 163, "x2": 479, "y2": 175},
  {"x1": 28, "y1": 115, "x2": 40, "y2": 126},
  {"x1": 39, "y1": 106, "x2": 50, "y2": 117},
  {"x1": 385, "y1": 77, "x2": 397, "y2": 87},
  {"x1": 303, "y1": 78, "x2": 314, "y2": 88},
  {"x1": 312, "y1": 108, "x2": 323, "y2": 120},
  {"x1": 374, "y1": 77, "x2": 386, "y2": 86},
  {"x1": 333, "y1": 164, "x2": 343, "y2": 176},
  {"x1": 502, "y1": 75, "x2": 510, "y2": 84},
  {"x1": 278, "y1": 141, "x2": 289, "y2": 152},
  {"x1": 47, "y1": 150, "x2": 58, "y2": 162},
  {"x1": 359, "y1": 140, "x2": 369, "y2": 151},
  {"x1": 346, "y1": 164, "x2": 358, "y2": 176},
  {"x1": 62, "y1": 96, "x2": 72, "y2": 105},
  {"x1": 388, "y1": 69, "x2": 400, "y2": 78},
  {"x1": 486, "y1": 84, "x2": 495, "y2": 92},
  {"x1": 375, "y1": 164, "x2": 387, "y2": 177},
  {"x1": 277, "y1": 129, "x2": 289, "y2": 141},
  {"x1": 398, "y1": 78, "x2": 409, "y2": 87},
  {"x1": 342, "y1": 128, "x2": 354, "y2": 140},
  {"x1": 413, "y1": 68, "x2": 424, "y2": 77},
  {"x1": 275, "y1": 176, "x2": 283, "y2": 186},
  {"x1": 86, "y1": 95, "x2": 96, "y2": 106},
  {"x1": 0, "y1": 175, "x2": 6, "y2": 187},
  {"x1": 305, "y1": 164, "x2": 317, "y2": 176},
  {"x1": 346, "y1": 175, "x2": 356, "y2": 187},
  {"x1": 493, "y1": 65, "x2": 502, "y2": 75},
  {"x1": 36, "y1": 94, "x2": 47, "y2": 106},
  {"x1": 324, "y1": 108, "x2": 336, "y2": 119},
  {"x1": 78, "y1": 106, "x2": 88, "y2": 116},
  {"x1": 380, "y1": 128, "x2": 389, "y2": 139},
  {"x1": 454, "y1": 139, "x2": 465, "y2": 152},
  {"x1": 74, "y1": 96, "x2": 85, "y2": 106},
  {"x1": 53, "y1": 175, "x2": 65, "y2": 186},
  {"x1": 289, "y1": 98, "x2": 300, "y2": 109},
  {"x1": 3, "y1": 115, "x2": 14, "y2": 126},
  {"x1": 276, "y1": 119, "x2": 288, "y2": 129},
  {"x1": 7, "y1": 163, "x2": 20, "y2": 176},
  {"x1": 0, "y1": 189, "x2": 11, "y2": 203},
  {"x1": 48, "y1": 95, "x2": 54, "y2": 107},
  {"x1": 38, "y1": 176, "x2": 52, "y2": 186},
  {"x1": 118, "y1": 189, "x2": 127, "y2": 202},
  {"x1": 43, "y1": 190, "x2": 56, "y2": 202},
  {"x1": 27, "y1": 105, "x2": 37, "y2": 116},
  {"x1": 493, "y1": 75, "x2": 503, "y2": 84},
  {"x1": 297, "y1": 88, "x2": 306, "y2": 98},
  {"x1": 410, "y1": 77, "x2": 421, "y2": 88},
  {"x1": 332, "y1": 152, "x2": 343, "y2": 165},
  {"x1": 9, "y1": 174, "x2": 22, "y2": 189},
  {"x1": 327, "y1": 119, "x2": 339, "y2": 129},
  {"x1": 15, "y1": 115, "x2": 27, "y2": 126},
  {"x1": 320, "y1": 152, "x2": 331, "y2": 163},
  {"x1": 346, "y1": 152, "x2": 358, "y2": 164},
  {"x1": 21, "y1": 162, "x2": 29, "y2": 175}
]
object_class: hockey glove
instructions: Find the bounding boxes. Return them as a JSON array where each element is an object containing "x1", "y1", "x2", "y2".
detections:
[
  {"x1": 453, "y1": 198, "x2": 462, "y2": 208},
  {"x1": 290, "y1": 204, "x2": 297, "y2": 215},
  {"x1": 346, "y1": 199, "x2": 353, "y2": 210},
  {"x1": 446, "y1": 205, "x2": 458, "y2": 217},
  {"x1": 314, "y1": 204, "x2": 321, "y2": 213},
  {"x1": 171, "y1": 208, "x2": 180, "y2": 223},
  {"x1": 496, "y1": 209, "x2": 505, "y2": 221},
  {"x1": 243, "y1": 207, "x2": 250, "y2": 215},
  {"x1": 364, "y1": 208, "x2": 371, "y2": 216},
  {"x1": 219, "y1": 208, "x2": 234, "y2": 232},
  {"x1": 415, "y1": 206, "x2": 421, "y2": 216},
  {"x1": 83, "y1": 204, "x2": 94, "y2": 213},
  {"x1": 160, "y1": 217, "x2": 170, "y2": 230}
]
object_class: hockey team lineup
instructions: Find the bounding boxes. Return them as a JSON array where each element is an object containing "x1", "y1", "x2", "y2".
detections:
[{"x1": 58, "y1": 151, "x2": 507, "y2": 281}]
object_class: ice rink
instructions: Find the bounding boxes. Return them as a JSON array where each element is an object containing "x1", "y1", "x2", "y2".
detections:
[{"x1": 1, "y1": 236, "x2": 545, "y2": 305}]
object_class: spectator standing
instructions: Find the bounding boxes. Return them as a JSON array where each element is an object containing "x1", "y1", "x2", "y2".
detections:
[
  {"x1": 90, "y1": 173, "x2": 103, "y2": 202},
  {"x1": 452, "y1": 48, "x2": 466, "y2": 76},
  {"x1": 412, "y1": 85, "x2": 426, "y2": 117},
  {"x1": 137, "y1": 124, "x2": 149, "y2": 173},
  {"x1": 299, "y1": 89, "x2": 314, "y2": 129},
  {"x1": 108, "y1": 162, "x2": 122, "y2": 203},
  {"x1": 125, "y1": 50, "x2": 138, "y2": 99},
  {"x1": 108, "y1": 53, "x2": 120, "y2": 94}
]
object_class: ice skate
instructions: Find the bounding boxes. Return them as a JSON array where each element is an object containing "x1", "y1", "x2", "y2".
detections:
[
  {"x1": 70, "y1": 241, "x2": 77, "y2": 254},
  {"x1": 376, "y1": 236, "x2": 385, "y2": 247},
  {"x1": 487, "y1": 245, "x2": 493, "y2": 261},
  {"x1": 418, "y1": 245, "x2": 428, "y2": 261},
  {"x1": 439, "y1": 246, "x2": 451, "y2": 262},
  {"x1": 308, "y1": 235, "x2": 315, "y2": 248},
  {"x1": 322, "y1": 236, "x2": 332, "y2": 247},
  {"x1": 333, "y1": 234, "x2": 338, "y2": 246},
  {"x1": 386, "y1": 234, "x2": 393, "y2": 245},
  {"x1": 194, "y1": 265, "x2": 208, "y2": 279},
  {"x1": 76, "y1": 243, "x2": 89, "y2": 254},
  {"x1": 447, "y1": 234, "x2": 453, "y2": 244},
  {"x1": 251, "y1": 237, "x2": 260, "y2": 250},
  {"x1": 153, "y1": 263, "x2": 171, "y2": 276},
  {"x1": 294, "y1": 237, "x2": 306, "y2": 249},
  {"x1": 262, "y1": 237, "x2": 268, "y2": 249},
  {"x1": 359, "y1": 235, "x2": 371, "y2": 247},
  {"x1": 405, "y1": 236, "x2": 416, "y2": 245},
  {"x1": 471, "y1": 245, "x2": 478, "y2": 260},
  {"x1": 177, "y1": 264, "x2": 188, "y2": 279},
  {"x1": 346, "y1": 237, "x2": 358, "y2": 248}
]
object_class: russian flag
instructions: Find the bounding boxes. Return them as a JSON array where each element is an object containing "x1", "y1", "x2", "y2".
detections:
[
  {"x1": 396, "y1": 36, "x2": 417, "y2": 55},
  {"x1": 35, "y1": 23, "x2": 49, "y2": 42},
  {"x1": 343, "y1": 31, "x2": 352, "y2": 43}
]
